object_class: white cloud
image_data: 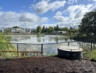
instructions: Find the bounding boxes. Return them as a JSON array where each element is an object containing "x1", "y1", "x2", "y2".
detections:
[
  {"x1": 34, "y1": 0, "x2": 66, "y2": 13},
  {"x1": 49, "y1": 1, "x2": 66, "y2": 11},
  {"x1": 0, "y1": 1, "x2": 95, "y2": 29},
  {"x1": 54, "y1": 15, "x2": 68, "y2": 22},
  {"x1": 54, "y1": 11, "x2": 67, "y2": 22},
  {"x1": 19, "y1": 13, "x2": 39, "y2": 22},
  {"x1": 68, "y1": 0, "x2": 77, "y2": 4},
  {"x1": 53, "y1": 4, "x2": 95, "y2": 28},
  {"x1": 55, "y1": 11, "x2": 62, "y2": 16},
  {"x1": 91, "y1": 6, "x2": 96, "y2": 11},
  {"x1": 41, "y1": 17, "x2": 49, "y2": 22},
  {"x1": 34, "y1": 1, "x2": 49, "y2": 14},
  {"x1": 41, "y1": 23, "x2": 56, "y2": 27},
  {"x1": 93, "y1": 0, "x2": 96, "y2": 2},
  {"x1": 0, "y1": 12, "x2": 19, "y2": 22},
  {"x1": 0, "y1": 11, "x2": 49, "y2": 28},
  {"x1": 65, "y1": 4, "x2": 94, "y2": 20},
  {"x1": 67, "y1": 5, "x2": 87, "y2": 19}
]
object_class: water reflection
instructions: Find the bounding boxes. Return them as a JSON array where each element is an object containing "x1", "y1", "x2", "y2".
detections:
[
  {"x1": 5, "y1": 35, "x2": 95, "y2": 56},
  {"x1": 37, "y1": 35, "x2": 41, "y2": 43},
  {"x1": 6, "y1": 35, "x2": 69, "y2": 44}
]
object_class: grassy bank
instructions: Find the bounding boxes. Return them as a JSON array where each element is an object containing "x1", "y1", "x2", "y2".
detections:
[
  {"x1": 0, "y1": 33, "x2": 16, "y2": 58},
  {"x1": 72, "y1": 34, "x2": 96, "y2": 60},
  {"x1": 83, "y1": 50, "x2": 96, "y2": 60}
]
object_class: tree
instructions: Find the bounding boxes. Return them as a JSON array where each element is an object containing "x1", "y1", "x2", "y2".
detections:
[
  {"x1": 48, "y1": 26, "x2": 54, "y2": 33},
  {"x1": 79, "y1": 12, "x2": 96, "y2": 36},
  {"x1": 37, "y1": 26, "x2": 42, "y2": 33},
  {"x1": 42, "y1": 26, "x2": 46, "y2": 33},
  {"x1": 4, "y1": 28, "x2": 11, "y2": 33},
  {"x1": 59, "y1": 27, "x2": 68, "y2": 31},
  {"x1": 54, "y1": 25, "x2": 59, "y2": 31},
  {"x1": 12, "y1": 26, "x2": 19, "y2": 28}
]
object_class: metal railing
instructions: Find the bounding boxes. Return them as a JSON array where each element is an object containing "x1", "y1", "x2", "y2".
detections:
[{"x1": 0, "y1": 41, "x2": 96, "y2": 58}]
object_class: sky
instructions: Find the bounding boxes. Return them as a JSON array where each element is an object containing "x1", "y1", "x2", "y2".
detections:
[{"x1": 0, "y1": 0, "x2": 96, "y2": 29}]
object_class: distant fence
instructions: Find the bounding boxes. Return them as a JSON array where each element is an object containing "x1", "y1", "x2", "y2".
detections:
[{"x1": 0, "y1": 41, "x2": 96, "y2": 58}]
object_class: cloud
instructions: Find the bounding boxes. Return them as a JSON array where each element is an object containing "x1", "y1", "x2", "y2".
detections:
[
  {"x1": 0, "y1": 11, "x2": 49, "y2": 28},
  {"x1": 0, "y1": 12, "x2": 19, "y2": 22},
  {"x1": 91, "y1": 6, "x2": 96, "y2": 11},
  {"x1": 55, "y1": 11, "x2": 62, "y2": 16},
  {"x1": 0, "y1": 1, "x2": 95, "y2": 29},
  {"x1": 34, "y1": 0, "x2": 66, "y2": 13},
  {"x1": 19, "y1": 13, "x2": 39, "y2": 22},
  {"x1": 53, "y1": 4, "x2": 95, "y2": 28},
  {"x1": 67, "y1": 4, "x2": 89, "y2": 19},
  {"x1": 54, "y1": 16, "x2": 65, "y2": 22},
  {"x1": 41, "y1": 23, "x2": 56, "y2": 27},
  {"x1": 34, "y1": 1, "x2": 49, "y2": 14},
  {"x1": 65, "y1": 4, "x2": 94, "y2": 20},
  {"x1": 93, "y1": 0, "x2": 96, "y2": 2},
  {"x1": 49, "y1": 1, "x2": 66, "y2": 11},
  {"x1": 54, "y1": 11, "x2": 68, "y2": 23},
  {"x1": 41, "y1": 17, "x2": 49, "y2": 22},
  {"x1": 68, "y1": 0, "x2": 77, "y2": 4}
]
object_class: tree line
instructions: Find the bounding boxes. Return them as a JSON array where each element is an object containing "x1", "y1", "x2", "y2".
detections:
[
  {"x1": 2, "y1": 25, "x2": 78, "y2": 34},
  {"x1": 36, "y1": 25, "x2": 77, "y2": 33},
  {"x1": 37, "y1": 25, "x2": 59, "y2": 33}
]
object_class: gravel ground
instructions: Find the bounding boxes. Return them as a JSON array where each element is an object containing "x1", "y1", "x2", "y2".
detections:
[{"x1": 0, "y1": 56, "x2": 96, "y2": 73}]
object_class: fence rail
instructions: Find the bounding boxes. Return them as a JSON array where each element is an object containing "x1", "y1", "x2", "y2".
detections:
[{"x1": 0, "y1": 41, "x2": 95, "y2": 58}]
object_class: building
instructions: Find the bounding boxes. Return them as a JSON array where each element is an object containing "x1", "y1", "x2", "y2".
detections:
[
  {"x1": 11, "y1": 28, "x2": 31, "y2": 33},
  {"x1": 2, "y1": 27, "x2": 4, "y2": 33},
  {"x1": 52, "y1": 31, "x2": 67, "y2": 34},
  {"x1": 2, "y1": 27, "x2": 32, "y2": 34},
  {"x1": 31, "y1": 29, "x2": 37, "y2": 33}
]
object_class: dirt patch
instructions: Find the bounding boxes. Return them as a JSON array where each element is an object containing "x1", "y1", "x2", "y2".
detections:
[{"x1": 0, "y1": 56, "x2": 96, "y2": 73}]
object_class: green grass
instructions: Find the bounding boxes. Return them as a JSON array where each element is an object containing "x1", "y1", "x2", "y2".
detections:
[
  {"x1": 83, "y1": 50, "x2": 96, "y2": 60},
  {"x1": 0, "y1": 33, "x2": 15, "y2": 50},
  {"x1": 0, "y1": 33, "x2": 17, "y2": 58}
]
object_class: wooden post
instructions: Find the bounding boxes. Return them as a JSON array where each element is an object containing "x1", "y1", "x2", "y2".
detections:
[
  {"x1": 41, "y1": 44, "x2": 43, "y2": 56},
  {"x1": 17, "y1": 43, "x2": 19, "y2": 57},
  {"x1": 68, "y1": 42, "x2": 70, "y2": 46}
]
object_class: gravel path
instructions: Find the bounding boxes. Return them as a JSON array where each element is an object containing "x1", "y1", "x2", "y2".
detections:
[{"x1": 0, "y1": 56, "x2": 96, "y2": 73}]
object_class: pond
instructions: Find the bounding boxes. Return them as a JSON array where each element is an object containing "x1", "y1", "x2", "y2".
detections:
[
  {"x1": 8, "y1": 35, "x2": 71, "y2": 44},
  {"x1": 5, "y1": 35, "x2": 95, "y2": 56}
]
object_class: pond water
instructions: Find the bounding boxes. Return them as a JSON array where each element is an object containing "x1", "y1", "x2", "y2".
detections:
[
  {"x1": 5, "y1": 35, "x2": 95, "y2": 56},
  {"x1": 8, "y1": 35, "x2": 71, "y2": 44}
]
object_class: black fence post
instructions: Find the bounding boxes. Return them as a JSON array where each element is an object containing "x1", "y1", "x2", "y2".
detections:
[
  {"x1": 41, "y1": 44, "x2": 43, "y2": 56},
  {"x1": 17, "y1": 43, "x2": 19, "y2": 57}
]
